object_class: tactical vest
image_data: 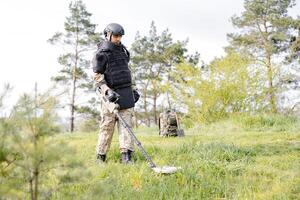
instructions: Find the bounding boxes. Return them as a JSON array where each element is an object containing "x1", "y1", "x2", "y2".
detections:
[
  {"x1": 98, "y1": 41, "x2": 132, "y2": 89},
  {"x1": 167, "y1": 112, "x2": 178, "y2": 126}
]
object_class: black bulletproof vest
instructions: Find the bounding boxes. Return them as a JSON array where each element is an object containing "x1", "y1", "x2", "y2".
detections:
[
  {"x1": 98, "y1": 41, "x2": 135, "y2": 110},
  {"x1": 99, "y1": 41, "x2": 132, "y2": 89}
]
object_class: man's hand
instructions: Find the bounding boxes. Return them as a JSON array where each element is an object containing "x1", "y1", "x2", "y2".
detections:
[
  {"x1": 106, "y1": 89, "x2": 119, "y2": 102},
  {"x1": 133, "y1": 89, "x2": 140, "y2": 103}
]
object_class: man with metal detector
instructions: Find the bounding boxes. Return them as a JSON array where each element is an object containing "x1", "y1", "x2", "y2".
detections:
[
  {"x1": 92, "y1": 23, "x2": 140, "y2": 164},
  {"x1": 92, "y1": 23, "x2": 181, "y2": 174}
]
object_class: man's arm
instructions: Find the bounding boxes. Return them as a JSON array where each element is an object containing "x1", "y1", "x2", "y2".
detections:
[
  {"x1": 92, "y1": 51, "x2": 107, "y2": 74},
  {"x1": 92, "y1": 51, "x2": 110, "y2": 93},
  {"x1": 93, "y1": 73, "x2": 110, "y2": 93}
]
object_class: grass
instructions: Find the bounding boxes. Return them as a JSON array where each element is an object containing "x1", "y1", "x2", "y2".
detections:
[
  {"x1": 42, "y1": 120, "x2": 300, "y2": 200},
  {"x1": 1, "y1": 117, "x2": 299, "y2": 200}
]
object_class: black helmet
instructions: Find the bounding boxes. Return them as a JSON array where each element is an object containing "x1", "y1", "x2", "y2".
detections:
[{"x1": 104, "y1": 23, "x2": 125, "y2": 37}]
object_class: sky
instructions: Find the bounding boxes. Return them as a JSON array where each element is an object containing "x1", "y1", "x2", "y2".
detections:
[{"x1": 0, "y1": 0, "x2": 299, "y2": 107}]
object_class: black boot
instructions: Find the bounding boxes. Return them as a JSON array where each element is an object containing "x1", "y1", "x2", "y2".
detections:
[
  {"x1": 96, "y1": 154, "x2": 106, "y2": 164},
  {"x1": 121, "y1": 152, "x2": 129, "y2": 164},
  {"x1": 127, "y1": 150, "x2": 133, "y2": 162},
  {"x1": 121, "y1": 150, "x2": 133, "y2": 164}
]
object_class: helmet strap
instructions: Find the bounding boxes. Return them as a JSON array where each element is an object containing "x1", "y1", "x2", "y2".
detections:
[
  {"x1": 109, "y1": 32, "x2": 112, "y2": 42},
  {"x1": 105, "y1": 32, "x2": 112, "y2": 41}
]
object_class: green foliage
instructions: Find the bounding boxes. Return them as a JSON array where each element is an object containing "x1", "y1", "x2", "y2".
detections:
[
  {"x1": 227, "y1": 0, "x2": 300, "y2": 113},
  {"x1": 228, "y1": 0, "x2": 297, "y2": 56},
  {"x1": 11, "y1": 93, "x2": 61, "y2": 136},
  {"x1": 0, "y1": 84, "x2": 16, "y2": 177},
  {"x1": 0, "y1": 88, "x2": 77, "y2": 199},
  {"x1": 170, "y1": 51, "x2": 261, "y2": 126}
]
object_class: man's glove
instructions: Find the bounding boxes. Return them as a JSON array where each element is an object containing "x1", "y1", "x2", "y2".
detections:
[
  {"x1": 133, "y1": 89, "x2": 140, "y2": 103},
  {"x1": 105, "y1": 89, "x2": 119, "y2": 102}
]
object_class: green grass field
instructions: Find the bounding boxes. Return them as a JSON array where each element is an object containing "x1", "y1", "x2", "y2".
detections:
[{"x1": 44, "y1": 120, "x2": 300, "y2": 200}]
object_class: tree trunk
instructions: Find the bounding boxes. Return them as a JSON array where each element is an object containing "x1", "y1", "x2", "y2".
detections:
[
  {"x1": 266, "y1": 55, "x2": 277, "y2": 113},
  {"x1": 153, "y1": 91, "x2": 157, "y2": 125},
  {"x1": 142, "y1": 81, "x2": 151, "y2": 127},
  {"x1": 33, "y1": 168, "x2": 39, "y2": 200},
  {"x1": 70, "y1": 24, "x2": 79, "y2": 132},
  {"x1": 143, "y1": 87, "x2": 150, "y2": 127},
  {"x1": 29, "y1": 176, "x2": 34, "y2": 200},
  {"x1": 70, "y1": 75, "x2": 76, "y2": 132},
  {"x1": 167, "y1": 92, "x2": 172, "y2": 110},
  {"x1": 260, "y1": 21, "x2": 277, "y2": 113}
]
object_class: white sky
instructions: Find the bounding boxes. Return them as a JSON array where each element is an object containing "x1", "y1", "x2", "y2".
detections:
[{"x1": 0, "y1": 0, "x2": 299, "y2": 104}]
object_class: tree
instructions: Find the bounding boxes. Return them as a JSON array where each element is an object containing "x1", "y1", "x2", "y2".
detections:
[
  {"x1": 0, "y1": 84, "x2": 74, "y2": 199},
  {"x1": 169, "y1": 51, "x2": 259, "y2": 126},
  {"x1": 227, "y1": 0, "x2": 299, "y2": 113},
  {"x1": 0, "y1": 84, "x2": 15, "y2": 177},
  {"x1": 286, "y1": 16, "x2": 300, "y2": 63},
  {"x1": 48, "y1": 0, "x2": 101, "y2": 132},
  {"x1": 130, "y1": 21, "x2": 198, "y2": 126}
]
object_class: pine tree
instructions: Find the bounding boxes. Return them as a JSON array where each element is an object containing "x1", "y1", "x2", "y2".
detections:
[
  {"x1": 0, "y1": 84, "x2": 15, "y2": 177},
  {"x1": 0, "y1": 83, "x2": 74, "y2": 199},
  {"x1": 227, "y1": 0, "x2": 299, "y2": 113},
  {"x1": 130, "y1": 21, "x2": 195, "y2": 125},
  {"x1": 48, "y1": 0, "x2": 101, "y2": 132}
]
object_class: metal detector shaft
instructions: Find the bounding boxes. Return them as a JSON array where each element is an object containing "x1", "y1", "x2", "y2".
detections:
[{"x1": 115, "y1": 112, "x2": 157, "y2": 168}]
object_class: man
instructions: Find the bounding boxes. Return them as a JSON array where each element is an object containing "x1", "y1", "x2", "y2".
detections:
[
  {"x1": 158, "y1": 109, "x2": 182, "y2": 137},
  {"x1": 92, "y1": 23, "x2": 139, "y2": 164}
]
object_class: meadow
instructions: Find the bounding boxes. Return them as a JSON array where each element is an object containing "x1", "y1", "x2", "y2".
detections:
[{"x1": 45, "y1": 117, "x2": 300, "y2": 200}]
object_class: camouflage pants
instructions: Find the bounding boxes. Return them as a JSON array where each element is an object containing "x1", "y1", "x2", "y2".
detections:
[
  {"x1": 96, "y1": 104, "x2": 135, "y2": 155},
  {"x1": 159, "y1": 113, "x2": 168, "y2": 136}
]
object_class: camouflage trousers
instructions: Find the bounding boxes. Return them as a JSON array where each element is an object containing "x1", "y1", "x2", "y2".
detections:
[
  {"x1": 96, "y1": 104, "x2": 135, "y2": 155},
  {"x1": 159, "y1": 113, "x2": 168, "y2": 136}
]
